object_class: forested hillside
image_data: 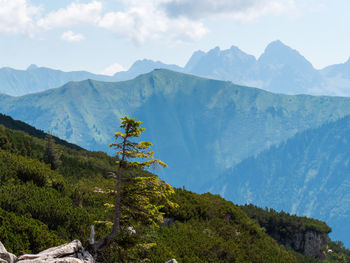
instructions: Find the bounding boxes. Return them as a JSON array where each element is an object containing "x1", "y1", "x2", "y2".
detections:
[
  {"x1": 0, "y1": 114, "x2": 348, "y2": 262},
  {"x1": 214, "y1": 115, "x2": 350, "y2": 248}
]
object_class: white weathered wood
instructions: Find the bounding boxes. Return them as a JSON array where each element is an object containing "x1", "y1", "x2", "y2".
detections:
[
  {"x1": 88, "y1": 225, "x2": 95, "y2": 246},
  {"x1": 12, "y1": 240, "x2": 95, "y2": 263},
  {"x1": 0, "y1": 241, "x2": 17, "y2": 263}
]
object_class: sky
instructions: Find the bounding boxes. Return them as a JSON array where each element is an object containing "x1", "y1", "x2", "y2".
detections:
[{"x1": 0, "y1": 0, "x2": 349, "y2": 75}]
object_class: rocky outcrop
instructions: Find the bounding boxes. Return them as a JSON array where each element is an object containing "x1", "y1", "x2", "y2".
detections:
[
  {"x1": 0, "y1": 240, "x2": 94, "y2": 263},
  {"x1": 271, "y1": 230, "x2": 328, "y2": 258},
  {"x1": 304, "y1": 231, "x2": 328, "y2": 257}
]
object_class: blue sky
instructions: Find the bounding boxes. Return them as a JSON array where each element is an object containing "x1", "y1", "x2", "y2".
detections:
[{"x1": 0, "y1": 0, "x2": 349, "y2": 75}]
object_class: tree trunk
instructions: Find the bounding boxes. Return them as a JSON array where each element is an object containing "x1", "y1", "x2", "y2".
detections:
[
  {"x1": 92, "y1": 164, "x2": 123, "y2": 252},
  {"x1": 90, "y1": 125, "x2": 129, "y2": 253}
]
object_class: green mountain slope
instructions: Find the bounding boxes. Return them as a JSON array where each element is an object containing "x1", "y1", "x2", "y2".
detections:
[
  {"x1": 0, "y1": 114, "x2": 324, "y2": 263},
  {"x1": 212, "y1": 116, "x2": 350, "y2": 247},
  {"x1": 1, "y1": 70, "x2": 350, "y2": 192}
]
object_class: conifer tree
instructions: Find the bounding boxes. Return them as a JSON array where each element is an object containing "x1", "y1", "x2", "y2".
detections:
[
  {"x1": 92, "y1": 116, "x2": 171, "y2": 252},
  {"x1": 43, "y1": 134, "x2": 61, "y2": 170}
]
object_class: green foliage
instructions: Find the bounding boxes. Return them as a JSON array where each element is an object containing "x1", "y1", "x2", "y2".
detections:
[
  {"x1": 0, "y1": 208, "x2": 63, "y2": 255},
  {"x1": 148, "y1": 189, "x2": 298, "y2": 263},
  {"x1": 0, "y1": 183, "x2": 90, "y2": 237},
  {"x1": 241, "y1": 204, "x2": 331, "y2": 236},
  {"x1": 110, "y1": 116, "x2": 167, "y2": 169},
  {"x1": 0, "y1": 114, "x2": 348, "y2": 263},
  {"x1": 119, "y1": 172, "x2": 176, "y2": 226},
  {"x1": 0, "y1": 124, "x2": 43, "y2": 159},
  {"x1": 0, "y1": 118, "x2": 113, "y2": 255},
  {"x1": 241, "y1": 205, "x2": 350, "y2": 262},
  {"x1": 323, "y1": 240, "x2": 350, "y2": 262},
  {"x1": 43, "y1": 134, "x2": 62, "y2": 170},
  {"x1": 0, "y1": 149, "x2": 65, "y2": 190},
  {"x1": 92, "y1": 116, "x2": 172, "y2": 253},
  {"x1": 0, "y1": 114, "x2": 83, "y2": 150}
]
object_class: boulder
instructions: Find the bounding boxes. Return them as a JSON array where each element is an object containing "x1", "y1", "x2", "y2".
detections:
[
  {"x1": 166, "y1": 260, "x2": 178, "y2": 263},
  {"x1": 0, "y1": 241, "x2": 17, "y2": 263}
]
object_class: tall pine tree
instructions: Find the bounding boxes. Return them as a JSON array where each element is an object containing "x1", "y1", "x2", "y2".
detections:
[{"x1": 91, "y1": 116, "x2": 173, "y2": 253}]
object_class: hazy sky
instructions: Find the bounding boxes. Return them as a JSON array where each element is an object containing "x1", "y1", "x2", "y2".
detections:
[{"x1": 0, "y1": 0, "x2": 349, "y2": 74}]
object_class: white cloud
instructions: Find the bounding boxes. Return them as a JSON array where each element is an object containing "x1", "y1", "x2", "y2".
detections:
[
  {"x1": 101, "y1": 63, "x2": 126, "y2": 76},
  {"x1": 34, "y1": 0, "x2": 206, "y2": 44},
  {"x1": 0, "y1": 0, "x2": 40, "y2": 35},
  {"x1": 37, "y1": 1, "x2": 102, "y2": 29},
  {"x1": 98, "y1": 2, "x2": 207, "y2": 43},
  {"x1": 0, "y1": 0, "x2": 295, "y2": 43},
  {"x1": 61, "y1": 30, "x2": 85, "y2": 42},
  {"x1": 161, "y1": 0, "x2": 296, "y2": 22}
]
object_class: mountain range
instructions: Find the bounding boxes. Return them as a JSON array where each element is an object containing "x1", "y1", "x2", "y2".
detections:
[
  {"x1": 3, "y1": 69, "x2": 350, "y2": 186},
  {"x1": 2, "y1": 40, "x2": 350, "y2": 97},
  {"x1": 2, "y1": 45, "x2": 350, "y2": 248},
  {"x1": 3, "y1": 69, "x2": 350, "y2": 247}
]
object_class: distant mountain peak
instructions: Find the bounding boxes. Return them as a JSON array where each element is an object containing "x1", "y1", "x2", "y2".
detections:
[
  {"x1": 185, "y1": 50, "x2": 206, "y2": 71},
  {"x1": 208, "y1": 46, "x2": 221, "y2": 55},
  {"x1": 229, "y1": 45, "x2": 243, "y2": 52},
  {"x1": 127, "y1": 59, "x2": 182, "y2": 72},
  {"x1": 112, "y1": 59, "x2": 183, "y2": 81},
  {"x1": 128, "y1": 59, "x2": 166, "y2": 73},
  {"x1": 266, "y1": 39, "x2": 287, "y2": 48},
  {"x1": 192, "y1": 50, "x2": 205, "y2": 56},
  {"x1": 27, "y1": 64, "x2": 39, "y2": 71},
  {"x1": 261, "y1": 40, "x2": 295, "y2": 57},
  {"x1": 138, "y1": 58, "x2": 155, "y2": 64},
  {"x1": 258, "y1": 40, "x2": 314, "y2": 70}
]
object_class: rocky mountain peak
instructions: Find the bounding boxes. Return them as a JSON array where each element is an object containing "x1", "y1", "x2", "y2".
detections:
[{"x1": 27, "y1": 64, "x2": 39, "y2": 71}]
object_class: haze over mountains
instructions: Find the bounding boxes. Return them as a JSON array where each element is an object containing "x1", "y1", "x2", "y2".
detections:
[
  {"x1": 2, "y1": 40, "x2": 350, "y2": 97},
  {"x1": 2, "y1": 69, "x2": 350, "y2": 211},
  {"x1": 0, "y1": 64, "x2": 111, "y2": 96},
  {"x1": 0, "y1": 61, "x2": 182, "y2": 96},
  {"x1": 212, "y1": 115, "x2": 350, "y2": 247}
]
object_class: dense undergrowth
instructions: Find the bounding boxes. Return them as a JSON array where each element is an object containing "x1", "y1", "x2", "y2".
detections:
[{"x1": 0, "y1": 114, "x2": 349, "y2": 262}]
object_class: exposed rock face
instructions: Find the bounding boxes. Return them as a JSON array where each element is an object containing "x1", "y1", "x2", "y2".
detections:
[
  {"x1": 304, "y1": 231, "x2": 328, "y2": 258},
  {"x1": 0, "y1": 240, "x2": 94, "y2": 263},
  {"x1": 0, "y1": 241, "x2": 17, "y2": 263},
  {"x1": 271, "y1": 230, "x2": 328, "y2": 258}
]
